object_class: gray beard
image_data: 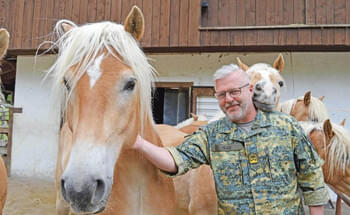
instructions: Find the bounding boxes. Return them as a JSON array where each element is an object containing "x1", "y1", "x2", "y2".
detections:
[{"x1": 222, "y1": 102, "x2": 248, "y2": 122}]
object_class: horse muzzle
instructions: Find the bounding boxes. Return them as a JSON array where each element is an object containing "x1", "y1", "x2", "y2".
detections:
[{"x1": 60, "y1": 174, "x2": 109, "y2": 214}]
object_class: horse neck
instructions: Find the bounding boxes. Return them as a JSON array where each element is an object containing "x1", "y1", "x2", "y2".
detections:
[
  {"x1": 117, "y1": 113, "x2": 162, "y2": 168},
  {"x1": 112, "y1": 114, "x2": 166, "y2": 201}
]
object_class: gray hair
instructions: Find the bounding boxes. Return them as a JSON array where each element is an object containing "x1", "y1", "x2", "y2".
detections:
[{"x1": 213, "y1": 64, "x2": 249, "y2": 81}]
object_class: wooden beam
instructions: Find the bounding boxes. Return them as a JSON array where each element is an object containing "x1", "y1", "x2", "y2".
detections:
[{"x1": 199, "y1": 24, "x2": 350, "y2": 31}]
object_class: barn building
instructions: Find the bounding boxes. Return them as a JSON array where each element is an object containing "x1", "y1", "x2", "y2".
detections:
[{"x1": 0, "y1": 0, "x2": 349, "y2": 178}]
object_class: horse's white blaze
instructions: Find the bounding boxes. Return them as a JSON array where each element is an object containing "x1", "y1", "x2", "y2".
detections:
[
  {"x1": 64, "y1": 141, "x2": 122, "y2": 187},
  {"x1": 87, "y1": 54, "x2": 104, "y2": 88}
]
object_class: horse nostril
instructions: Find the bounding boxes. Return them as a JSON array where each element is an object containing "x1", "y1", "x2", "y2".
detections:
[
  {"x1": 61, "y1": 178, "x2": 67, "y2": 200},
  {"x1": 255, "y1": 84, "x2": 262, "y2": 91},
  {"x1": 278, "y1": 81, "x2": 284, "y2": 87},
  {"x1": 92, "y1": 179, "x2": 106, "y2": 204},
  {"x1": 273, "y1": 88, "x2": 277, "y2": 94}
]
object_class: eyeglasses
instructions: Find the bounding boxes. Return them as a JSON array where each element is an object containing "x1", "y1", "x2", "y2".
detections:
[{"x1": 215, "y1": 83, "x2": 250, "y2": 100}]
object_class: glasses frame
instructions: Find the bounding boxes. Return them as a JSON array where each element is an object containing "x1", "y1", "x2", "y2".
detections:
[{"x1": 215, "y1": 83, "x2": 250, "y2": 100}]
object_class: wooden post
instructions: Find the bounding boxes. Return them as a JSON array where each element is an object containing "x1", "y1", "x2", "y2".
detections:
[{"x1": 6, "y1": 107, "x2": 22, "y2": 176}]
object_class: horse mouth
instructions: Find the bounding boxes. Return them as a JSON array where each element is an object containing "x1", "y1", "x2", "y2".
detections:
[
  {"x1": 69, "y1": 201, "x2": 106, "y2": 214},
  {"x1": 253, "y1": 99, "x2": 275, "y2": 112}
]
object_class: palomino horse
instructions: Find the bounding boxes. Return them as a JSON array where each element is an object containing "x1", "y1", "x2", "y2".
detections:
[
  {"x1": 210, "y1": 54, "x2": 285, "y2": 122},
  {"x1": 49, "y1": 6, "x2": 176, "y2": 215},
  {"x1": 278, "y1": 91, "x2": 329, "y2": 122},
  {"x1": 0, "y1": 28, "x2": 9, "y2": 215},
  {"x1": 300, "y1": 119, "x2": 350, "y2": 213},
  {"x1": 237, "y1": 54, "x2": 285, "y2": 112}
]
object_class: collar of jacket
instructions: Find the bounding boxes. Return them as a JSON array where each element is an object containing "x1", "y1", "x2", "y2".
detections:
[{"x1": 219, "y1": 110, "x2": 272, "y2": 134}]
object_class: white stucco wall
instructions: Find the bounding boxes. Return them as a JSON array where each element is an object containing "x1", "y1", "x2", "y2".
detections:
[
  {"x1": 12, "y1": 52, "x2": 350, "y2": 178},
  {"x1": 12, "y1": 55, "x2": 60, "y2": 178},
  {"x1": 150, "y1": 52, "x2": 350, "y2": 129}
]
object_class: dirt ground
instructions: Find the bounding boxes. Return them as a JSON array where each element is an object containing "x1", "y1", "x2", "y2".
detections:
[
  {"x1": 3, "y1": 175, "x2": 56, "y2": 214},
  {"x1": 2, "y1": 175, "x2": 350, "y2": 215}
]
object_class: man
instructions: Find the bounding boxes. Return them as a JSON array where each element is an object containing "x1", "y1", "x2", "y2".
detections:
[{"x1": 134, "y1": 64, "x2": 329, "y2": 215}]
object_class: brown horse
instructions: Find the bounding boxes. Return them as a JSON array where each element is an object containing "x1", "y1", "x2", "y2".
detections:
[
  {"x1": 300, "y1": 120, "x2": 350, "y2": 212},
  {"x1": 49, "y1": 6, "x2": 176, "y2": 215},
  {"x1": 0, "y1": 28, "x2": 9, "y2": 215},
  {"x1": 278, "y1": 91, "x2": 329, "y2": 122}
]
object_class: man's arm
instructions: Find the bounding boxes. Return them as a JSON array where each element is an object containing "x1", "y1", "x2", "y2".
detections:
[
  {"x1": 133, "y1": 135, "x2": 177, "y2": 173},
  {"x1": 309, "y1": 205, "x2": 324, "y2": 215},
  {"x1": 294, "y1": 132, "x2": 329, "y2": 206}
]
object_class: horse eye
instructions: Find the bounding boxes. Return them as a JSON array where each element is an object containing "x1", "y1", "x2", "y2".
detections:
[
  {"x1": 123, "y1": 78, "x2": 136, "y2": 91},
  {"x1": 278, "y1": 81, "x2": 284, "y2": 87},
  {"x1": 63, "y1": 78, "x2": 70, "y2": 91}
]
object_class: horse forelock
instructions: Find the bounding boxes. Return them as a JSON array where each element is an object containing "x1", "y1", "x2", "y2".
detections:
[
  {"x1": 247, "y1": 63, "x2": 280, "y2": 76},
  {"x1": 246, "y1": 63, "x2": 283, "y2": 87},
  {"x1": 46, "y1": 20, "x2": 157, "y2": 134}
]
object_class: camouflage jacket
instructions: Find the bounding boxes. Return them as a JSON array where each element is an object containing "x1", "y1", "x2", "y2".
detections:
[{"x1": 166, "y1": 111, "x2": 329, "y2": 215}]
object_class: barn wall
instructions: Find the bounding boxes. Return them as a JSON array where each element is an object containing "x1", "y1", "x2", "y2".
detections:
[
  {"x1": 11, "y1": 52, "x2": 350, "y2": 177},
  {"x1": 12, "y1": 55, "x2": 59, "y2": 178},
  {"x1": 1, "y1": 0, "x2": 350, "y2": 51},
  {"x1": 151, "y1": 52, "x2": 350, "y2": 128}
]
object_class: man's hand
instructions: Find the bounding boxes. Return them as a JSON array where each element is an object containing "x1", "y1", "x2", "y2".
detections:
[
  {"x1": 309, "y1": 205, "x2": 324, "y2": 215},
  {"x1": 133, "y1": 135, "x2": 144, "y2": 150},
  {"x1": 133, "y1": 135, "x2": 178, "y2": 173}
]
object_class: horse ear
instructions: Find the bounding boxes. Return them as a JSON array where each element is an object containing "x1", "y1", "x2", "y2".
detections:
[
  {"x1": 319, "y1": 96, "x2": 325, "y2": 101},
  {"x1": 56, "y1": 20, "x2": 77, "y2": 36},
  {"x1": 124, "y1": 6, "x2": 145, "y2": 41},
  {"x1": 304, "y1": 91, "x2": 311, "y2": 106},
  {"x1": 323, "y1": 119, "x2": 335, "y2": 144},
  {"x1": 62, "y1": 23, "x2": 74, "y2": 33},
  {"x1": 340, "y1": 118, "x2": 346, "y2": 127},
  {"x1": 236, "y1": 57, "x2": 249, "y2": 71},
  {"x1": 272, "y1": 53, "x2": 284, "y2": 74},
  {"x1": 191, "y1": 113, "x2": 199, "y2": 121},
  {"x1": 0, "y1": 28, "x2": 9, "y2": 59}
]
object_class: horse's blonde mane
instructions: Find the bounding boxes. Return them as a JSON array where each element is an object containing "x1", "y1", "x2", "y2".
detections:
[
  {"x1": 300, "y1": 121, "x2": 350, "y2": 179},
  {"x1": 277, "y1": 99, "x2": 295, "y2": 115},
  {"x1": 46, "y1": 20, "x2": 156, "y2": 133},
  {"x1": 326, "y1": 123, "x2": 350, "y2": 178},
  {"x1": 175, "y1": 115, "x2": 208, "y2": 129},
  {"x1": 278, "y1": 96, "x2": 329, "y2": 122}
]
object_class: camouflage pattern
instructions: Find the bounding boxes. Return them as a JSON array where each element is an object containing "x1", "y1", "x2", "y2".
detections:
[{"x1": 166, "y1": 110, "x2": 329, "y2": 215}]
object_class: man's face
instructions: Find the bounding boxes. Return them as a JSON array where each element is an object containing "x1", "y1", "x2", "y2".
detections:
[{"x1": 215, "y1": 72, "x2": 253, "y2": 123}]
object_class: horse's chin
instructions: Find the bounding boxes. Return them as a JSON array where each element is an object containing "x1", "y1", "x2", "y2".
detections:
[
  {"x1": 70, "y1": 200, "x2": 107, "y2": 214},
  {"x1": 253, "y1": 100, "x2": 275, "y2": 112}
]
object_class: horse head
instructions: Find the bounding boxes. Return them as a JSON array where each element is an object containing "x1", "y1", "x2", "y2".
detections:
[
  {"x1": 48, "y1": 6, "x2": 156, "y2": 213},
  {"x1": 237, "y1": 54, "x2": 285, "y2": 111},
  {"x1": 301, "y1": 119, "x2": 350, "y2": 197},
  {"x1": 278, "y1": 91, "x2": 329, "y2": 122}
]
